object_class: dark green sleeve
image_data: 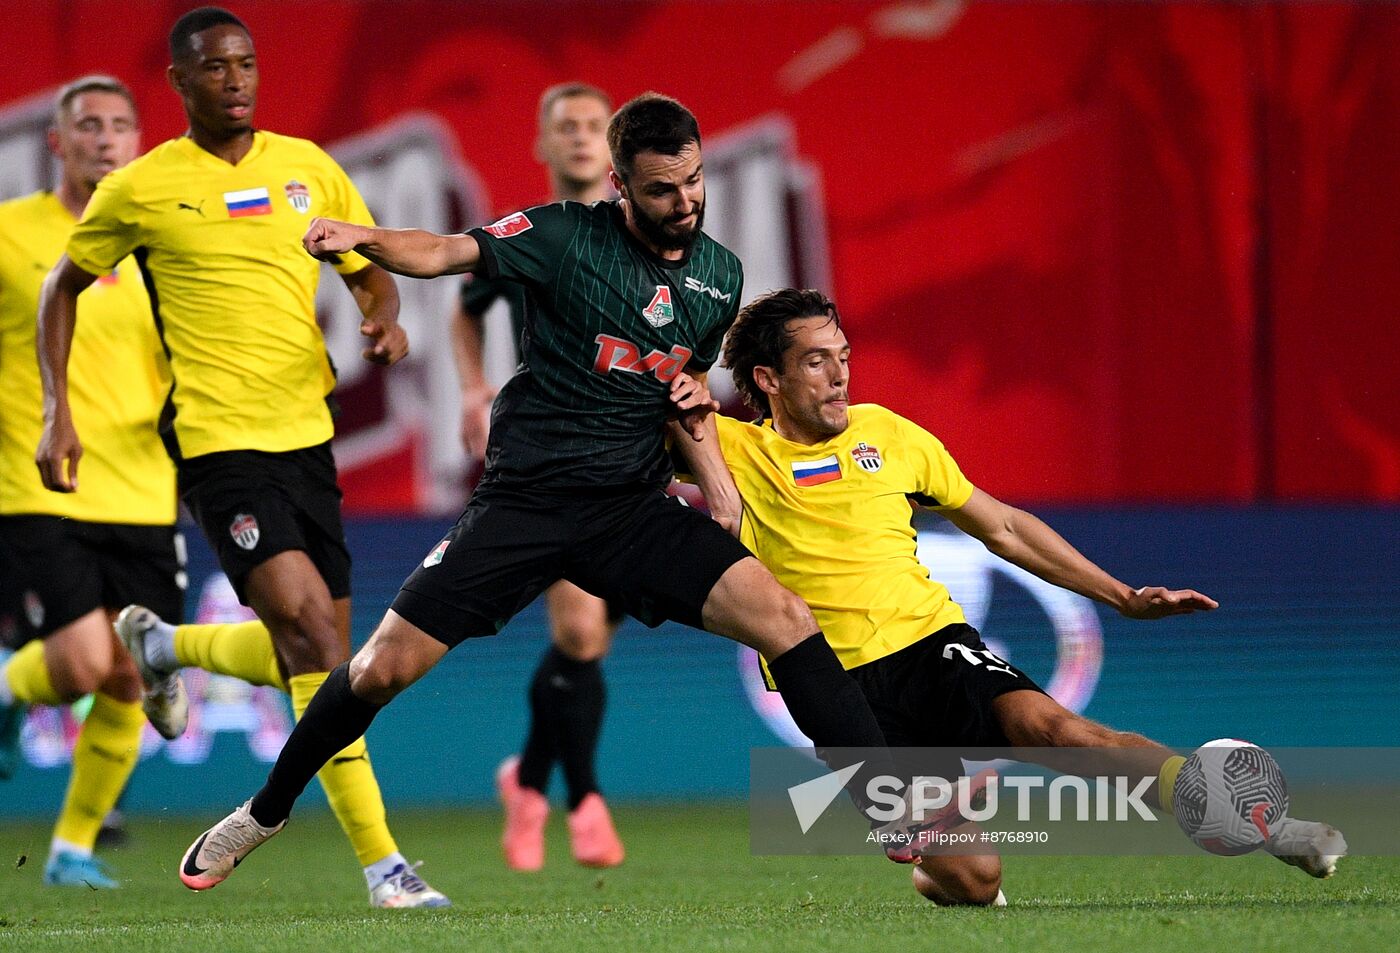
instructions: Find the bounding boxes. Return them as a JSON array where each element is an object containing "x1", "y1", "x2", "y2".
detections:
[
  {"x1": 460, "y1": 272, "x2": 504, "y2": 318},
  {"x1": 468, "y1": 202, "x2": 577, "y2": 287}
]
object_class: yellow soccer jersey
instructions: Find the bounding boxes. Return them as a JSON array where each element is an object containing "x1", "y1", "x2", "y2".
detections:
[
  {"x1": 65, "y1": 131, "x2": 375, "y2": 459},
  {"x1": 714, "y1": 405, "x2": 975, "y2": 674},
  {"x1": 0, "y1": 191, "x2": 175, "y2": 524}
]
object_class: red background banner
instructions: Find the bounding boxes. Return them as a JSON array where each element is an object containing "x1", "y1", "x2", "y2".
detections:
[{"x1": 5, "y1": 1, "x2": 1397, "y2": 506}]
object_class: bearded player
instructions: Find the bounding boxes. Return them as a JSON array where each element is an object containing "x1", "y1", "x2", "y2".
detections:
[{"x1": 453, "y1": 82, "x2": 624, "y2": 871}]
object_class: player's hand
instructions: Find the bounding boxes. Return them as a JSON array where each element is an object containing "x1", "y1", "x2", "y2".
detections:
[
  {"x1": 36, "y1": 414, "x2": 82, "y2": 493},
  {"x1": 460, "y1": 384, "x2": 496, "y2": 460},
  {"x1": 304, "y1": 217, "x2": 367, "y2": 262},
  {"x1": 1118, "y1": 586, "x2": 1219, "y2": 619},
  {"x1": 669, "y1": 373, "x2": 720, "y2": 442},
  {"x1": 360, "y1": 316, "x2": 409, "y2": 365}
]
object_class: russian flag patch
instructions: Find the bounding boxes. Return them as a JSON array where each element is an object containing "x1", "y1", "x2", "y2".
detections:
[
  {"x1": 791, "y1": 455, "x2": 842, "y2": 487},
  {"x1": 224, "y1": 187, "x2": 273, "y2": 218}
]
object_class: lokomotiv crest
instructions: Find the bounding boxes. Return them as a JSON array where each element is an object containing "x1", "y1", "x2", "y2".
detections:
[{"x1": 643, "y1": 285, "x2": 675, "y2": 328}]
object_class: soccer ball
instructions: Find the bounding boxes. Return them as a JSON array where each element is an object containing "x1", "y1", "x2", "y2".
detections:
[{"x1": 1173, "y1": 739, "x2": 1289, "y2": 856}]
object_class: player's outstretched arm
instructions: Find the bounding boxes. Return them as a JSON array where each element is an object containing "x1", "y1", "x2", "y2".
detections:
[
  {"x1": 941, "y1": 488, "x2": 1219, "y2": 619},
  {"x1": 35, "y1": 255, "x2": 100, "y2": 492},
  {"x1": 303, "y1": 218, "x2": 482, "y2": 278},
  {"x1": 341, "y1": 264, "x2": 408, "y2": 365}
]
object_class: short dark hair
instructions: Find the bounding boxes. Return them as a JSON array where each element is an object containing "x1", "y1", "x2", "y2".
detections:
[
  {"x1": 537, "y1": 82, "x2": 611, "y2": 129},
  {"x1": 53, "y1": 75, "x2": 137, "y2": 125},
  {"x1": 606, "y1": 92, "x2": 700, "y2": 182},
  {"x1": 169, "y1": 6, "x2": 248, "y2": 62},
  {"x1": 723, "y1": 288, "x2": 842, "y2": 416}
]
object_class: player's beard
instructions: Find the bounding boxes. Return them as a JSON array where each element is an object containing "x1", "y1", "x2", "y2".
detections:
[{"x1": 632, "y1": 196, "x2": 705, "y2": 253}]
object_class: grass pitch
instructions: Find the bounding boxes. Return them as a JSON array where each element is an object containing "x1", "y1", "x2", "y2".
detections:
[{"x1": 1, "y1": 804, "x2": 1395, "y2": 952}]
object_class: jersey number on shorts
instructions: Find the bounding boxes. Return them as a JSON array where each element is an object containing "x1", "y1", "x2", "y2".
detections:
[{"x1": 942, "y1": 642, "x2": 1019, "y2": 677}]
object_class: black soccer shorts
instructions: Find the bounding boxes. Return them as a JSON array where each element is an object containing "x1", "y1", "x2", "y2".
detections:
[
  {"x1": 393, "y1": 482, "x2": 753, "y2": 647},
  {"x1": 849, "y1": 623, "x2": 1049, "y2": 752},
  {"x1": 0, "y1": 515, "x2": 186, "y2": 644},
  {"x1": 178, "y1": 441, "x2": 351, "y2": 604}
]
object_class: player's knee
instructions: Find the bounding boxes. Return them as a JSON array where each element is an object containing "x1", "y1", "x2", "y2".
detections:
[
  {"x1": 47, "y1": 648, "x2": 113, "y2": 701},
  {"x1": 347, "y1": 649, "x2": 411, "y2": 705},
  {"x1": 913, "y1": 855, "x2": 1002, "y2": 906},
  {"x1": 551, "y1": 621, "x2": 611, "y2": 662},
  {"x1": 764, "y1": 588, "x2": 818, "y2": 645}
]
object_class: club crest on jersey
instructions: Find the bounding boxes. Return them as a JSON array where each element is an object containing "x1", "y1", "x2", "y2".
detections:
[
  {"x1": 791, "y1": 454, "x2": 842, "y2": 487},
  {"x1": 423, "y1": 539, "x2": 450, "y2": 568},
  {"x1": 483, "y1": 212, "x2": 533, "y2": 238},
  {"x1": 642, "y1": 285, "x2": 675, "y2": 328},
  {"x1": 851, "y1": 442, "x2": 883, "y2": 473},
  {"x1": 229, "y1": 513, "x2": 260, "y2": 551},
  {"x1": 284, "y1": 180, "x2": 311, "y2": 213}
]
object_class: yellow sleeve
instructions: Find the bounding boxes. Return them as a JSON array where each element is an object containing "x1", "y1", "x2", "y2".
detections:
[
  {"x1": 66, "y1": 171, "x2": 139, "y2": 276},
  {"x1": 899, "y1": 413, "x2": 975, "y2": 510},
  {"x1": 323, "y1": 153, "x2": 375, "y2": 276}
]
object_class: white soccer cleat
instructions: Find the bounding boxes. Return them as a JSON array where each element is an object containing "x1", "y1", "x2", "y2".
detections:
[
  {"x1": 180, "y1": 799, "x2": 285, "y2": 890},
  {"x1": 115, "y1": 604, "x2": 188, "y2": 739},
  {"x1": 1265, "y1": 817, "x2": 1347, "y2": 878},
  {"x1": 368, "y1": 861, "x2": 452, "y2": 909}
]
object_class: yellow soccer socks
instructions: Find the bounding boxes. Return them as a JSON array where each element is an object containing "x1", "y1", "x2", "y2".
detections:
[
  {"x1": 52, "y1": 692, "x2": 144, "y2": 856},
  {"x1": 1157, "y1": 755, "x2": 1186, "y2": 815},
  {"x1": 2, "y1": 639, "x2": 63, "y2": 705},
  {"x1": 174, "y1": 620, "x2": 286, "y2": 691},
  {"x1": 287, "y1": 671, "x2": 398, "y2": 868}
]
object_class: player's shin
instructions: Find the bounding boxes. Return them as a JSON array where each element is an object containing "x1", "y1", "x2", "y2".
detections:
[
  {"x1": 766, "y1": 633, "x2": 902, "y2": 815},
  {"x1": 52, "y1": 693, "x2": 144, "y2": 860},
  {"x1": 249, "y1": 662, "x2": 383, "y2": 827},
  {"x1": 176, "y1": 619, "x2": 286, "y2": 690},
  {"x1": 288, "y1": 671, "x2": 398, "y2": 866}
]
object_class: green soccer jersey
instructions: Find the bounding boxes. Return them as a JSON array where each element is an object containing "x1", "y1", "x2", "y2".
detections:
[{"x1": 469, "y1": 200, "x2": 743, "y2": 489}]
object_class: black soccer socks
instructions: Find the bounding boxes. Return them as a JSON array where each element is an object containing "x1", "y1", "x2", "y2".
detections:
[
  {"x1": 250, "y1": 663, "x2": 383, "y2": 827},
  {"x1": 519, "y1": 646, "x2": 607, "y2": 810},
  {"x1": 766, "y1": 633, "x2": 900, "y2": 810}
]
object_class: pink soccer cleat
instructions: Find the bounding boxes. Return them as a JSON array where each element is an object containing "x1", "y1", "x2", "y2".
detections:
[
  {"x1": 497, "y1": 756, "x2": 548, "y2": 871},
  {"x1": 568, "y1": 793, "x2": 625, "y2": 868}
]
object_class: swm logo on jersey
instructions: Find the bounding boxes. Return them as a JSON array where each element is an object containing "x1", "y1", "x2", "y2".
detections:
[
  {"x1": 642, "y1": 286, "x2": 675, "y2": 328},
  {"x1": 683, "y1": 276, "x2": 732, "y2": 303},
  {"x1": 229, "y1": 513, "x2": 260, "y2": 551},
  {"x1": 851, "y1": 442, "x2": 883, "y2": 473},
  {"x1": 593, "y1": 334, "x2": 693, "y2": 383}
]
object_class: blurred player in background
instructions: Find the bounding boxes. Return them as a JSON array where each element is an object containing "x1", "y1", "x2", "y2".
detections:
[
  {"x1": 0, "y1": 75, "x2": 177, "y2": 889},
  {"x1": 34, "y1": 8, "x2": 447, "y2": 909},
  {"x1": 453, "y1": 82, "x2": 624, "y2": 871},
  {"x1": 179, "y1": 93, "x2": 915, "y2": 895},
  {"x1": 708, "y1": 288, "x2": 1346, "y2": 904}
]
